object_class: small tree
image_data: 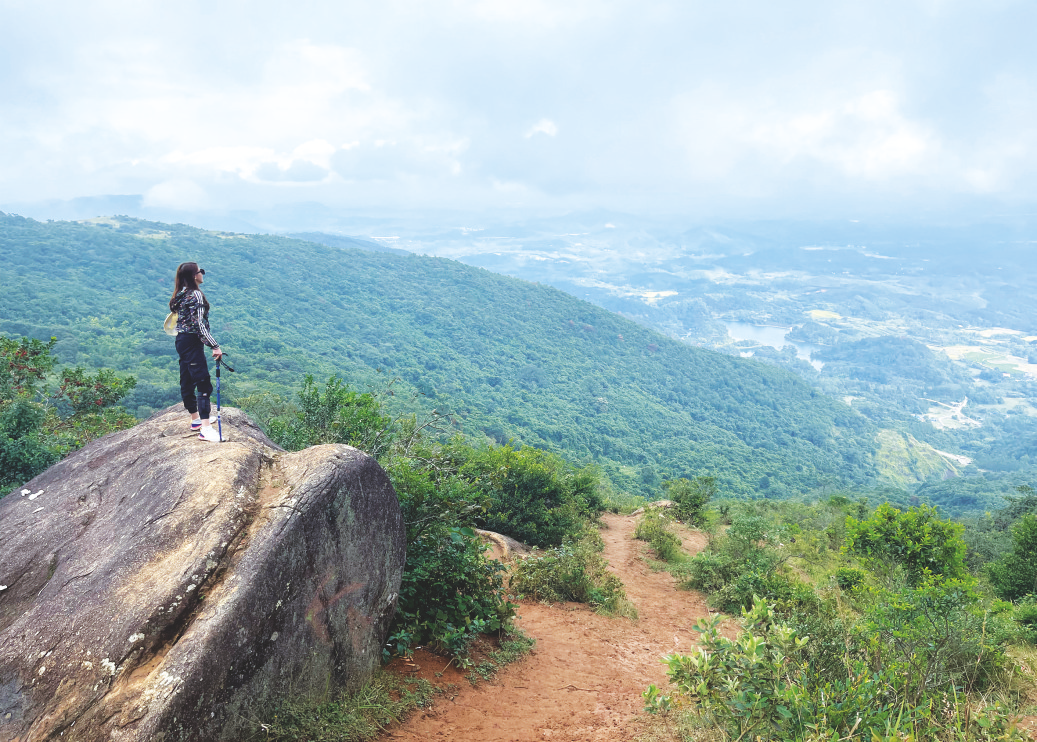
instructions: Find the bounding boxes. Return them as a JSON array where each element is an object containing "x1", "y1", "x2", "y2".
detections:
[
  {"x1": 844, "y1": 503, "x2": 967, "y2": 585},
  {"x1": 0, "y1": 335, "x2": 57, "y2": 401},
  {"x1": 461, "y1": 444, "x2": 602, "y2": 547},
  {"x1": 265, "y1": 374, "x2": 393, "y2": 456},
  {"x1": 988, "y1": 514, "x2": 1037, "y2": 601},
  {"x1": 663, "y1": 475, "x2": 716, "y2": 526}
]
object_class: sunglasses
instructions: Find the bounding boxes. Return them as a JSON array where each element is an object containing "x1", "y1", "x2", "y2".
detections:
[{"x1": 196, "y1": 268, "x2": 206, "y2": 275}]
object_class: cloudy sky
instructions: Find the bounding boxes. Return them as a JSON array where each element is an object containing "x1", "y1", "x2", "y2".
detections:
[{"x1": 2, "y1": 0, "x2": 1035, "y2": 220}]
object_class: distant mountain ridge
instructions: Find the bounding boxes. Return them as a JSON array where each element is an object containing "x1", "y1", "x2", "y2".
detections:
[
  {"x1": 284, "y1": 232, "x2": 410, "y2": 255},
  {"x1": 0, "y1": 211, "x2": 881, "y2": 497}
]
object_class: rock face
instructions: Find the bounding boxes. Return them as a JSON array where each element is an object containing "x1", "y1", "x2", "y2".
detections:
[
  {"x1": 0, "y1": 406, "x2": 405, "y2": 742},
  {"x1": 474, "y1": 529, "x2": 531, "y2": 561}
]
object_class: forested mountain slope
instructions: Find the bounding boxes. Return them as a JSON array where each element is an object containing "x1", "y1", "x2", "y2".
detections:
[{"x1": 0, "y1": 213, "x2": 879, "y2": 496}]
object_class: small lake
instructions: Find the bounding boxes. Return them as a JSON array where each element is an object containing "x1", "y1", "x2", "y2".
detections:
[{"x1": 723, "y1": 321, "x2": 824, "y2": 370}]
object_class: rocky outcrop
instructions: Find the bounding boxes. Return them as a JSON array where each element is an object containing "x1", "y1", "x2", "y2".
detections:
[
  {"x1": 629, "y1": 499, "x2": 673, "y2": 516},
  {"x1": 474, "y1": 529, "x2": 532, "y2": 561},
  {"x1": 0, "y1": 406, "x2": 405, "y2": 742}
]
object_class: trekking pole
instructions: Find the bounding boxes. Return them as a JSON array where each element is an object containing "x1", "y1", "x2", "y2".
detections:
[
  {"x1": 215, "y1": 358, "x2": 222, "y2": 442},
  {"x1": 214, "y1": 354, "x2": 235, "y2": 443}
]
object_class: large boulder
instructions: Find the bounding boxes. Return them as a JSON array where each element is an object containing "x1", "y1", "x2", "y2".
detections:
[{"x1": 0, "y1": 406, "x2": 405, "y2": 741}]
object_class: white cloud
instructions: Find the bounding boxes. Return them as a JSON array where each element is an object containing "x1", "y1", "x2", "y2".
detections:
[
  {"x1": 525, "y1": 119, "x2": 558, "y2": 138},
  {"x1": 1, "y1": 0, "x2": 1036, "y2": 216},
  {"x1": 750, "y1": 90, "x2": 936, "y2": 179}
]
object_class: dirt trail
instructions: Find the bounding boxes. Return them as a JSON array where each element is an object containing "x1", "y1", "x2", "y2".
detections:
[{"x1": 383, "y1": 513, "x2": 718, "y2": 742}]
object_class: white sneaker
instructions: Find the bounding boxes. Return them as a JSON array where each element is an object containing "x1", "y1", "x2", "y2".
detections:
[{"x1": 198, "y1": 426, "x2": 223, "y2": 443}]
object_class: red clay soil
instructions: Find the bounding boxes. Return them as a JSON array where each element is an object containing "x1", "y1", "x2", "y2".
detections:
[{"x1": 381, "y1": 512, "x2": 723, "y2": 742}]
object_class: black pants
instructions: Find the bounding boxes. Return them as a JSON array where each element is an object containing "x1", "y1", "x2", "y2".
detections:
[{"x1": 176, "y1": 333, "x2": 213, "y2": 419}]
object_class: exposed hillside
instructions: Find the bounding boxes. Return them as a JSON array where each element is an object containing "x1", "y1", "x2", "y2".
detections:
[{"x1": 0, "y1": 212, "x2": 881, "y2": 497}]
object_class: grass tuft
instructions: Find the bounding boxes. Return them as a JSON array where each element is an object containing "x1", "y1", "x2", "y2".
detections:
[
  {"x1": 466, "y1": 628, "x2": 536, "y2": 685},
  {"x1": 251, "y1": 672, "x2": 436, "y2": 742},
  {"x1": 634, "y1": 508, "x2": 687, "y2": 564}
]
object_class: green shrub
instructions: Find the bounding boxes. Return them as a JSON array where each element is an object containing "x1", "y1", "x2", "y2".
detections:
[
  {"x1": 715, "y1": 569, "x2": 815, "y2": 616},
  {"x1": 1013, "y1": 598, "x2": 1037, "y2": 644},
  {"x1": 651, "y1": 597, "x2": 1025, "y2": 742},
  {"x1": 681, "y1": 511, "x2": 790, "y2": 612},
  {"x1": 859, "y1": 577, "x2": 1009, "y2": 701},
  {"x1": 0, "y1": 335, "x2": 57, "y2": 400},
  {"x1": 634, "y1": 508, "x2": 683, "y2": 562},
  {"x1": 834, "y1": 566, "x2": 866, "y2": 590},
  {"x1": 845, "y1": 503, "x2": 968, "y2": 585},
  {"x1": 460, "y1": 444, "x2": 602, "y2": 547},
  {"x1": 0, "y1": 432, "x2": 60, "y2": 493},
  {"x1": 510, "y1": 533, "x2": 630, "y2": 614},
  {"x1": 0, "y1": 335, "x2": 137, "y2": 494},
  {"x1": 662, "y1": 475, "x2": 715, "y2": 526},
  {"x1": 263, "y1": 375, "x2": 393, "y2": 457},
  {"x1": 0, "y1": 399, "x2": 60, "y2": 491},
  {"x1": 392, "y1": 526, "x2": 515, "y2": 659},
  {"x1": 382, "y1": 453, "x2": 483, "y2": 542},
  {"x1": 988, "y1": 514, "x2": 1037, "y2": 602}
]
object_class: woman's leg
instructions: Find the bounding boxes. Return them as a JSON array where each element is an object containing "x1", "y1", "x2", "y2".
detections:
[
  {"x1": 176, "y1": 334, "x2": 200, "y2": 415},
  {"x1": 195, "y1": 376, "x2": 213, "y2": 423},
  {"x1": 177, "y1": 334, "x2": 214, "y2": 430}
]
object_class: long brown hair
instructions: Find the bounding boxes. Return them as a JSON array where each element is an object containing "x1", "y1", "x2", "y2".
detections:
[{"x1": 169, "y1": 262, "x2": 209, "y2": 312}]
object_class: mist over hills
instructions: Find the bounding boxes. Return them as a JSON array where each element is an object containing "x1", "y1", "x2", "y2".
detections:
[{"x1": 0, "y1": 211, "x2": 887, "y2": 500}]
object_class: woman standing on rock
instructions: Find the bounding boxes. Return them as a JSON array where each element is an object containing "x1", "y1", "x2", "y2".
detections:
[{"x1": 170, "y1": 261, "x2": 223, "y2": 442}]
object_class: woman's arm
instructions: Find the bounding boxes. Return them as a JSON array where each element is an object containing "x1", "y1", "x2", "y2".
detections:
[{"x1": 192, "y1": 291, "x2": 220, "y2": 350}]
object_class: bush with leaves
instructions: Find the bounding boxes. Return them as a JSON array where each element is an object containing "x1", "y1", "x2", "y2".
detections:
[
  {"x1": 987, "y1": 514, "x2": 1037, "y2": 602},
  {"x1": 1, "y1": 335, "x2": 137, "y2": 495},
  {"x1": 961, "y1": 487, "x2": 1037, "y2": 574},
  {"x1": 681, "y1": 511, "x2": 799, "y2": 612},
  {"x1": 1013, "y1": 598, "x2": 1037, "y2": 644},
  {"x1": 46, "y1": 366, "x2": 138, "y2": 447},
  {"x1": 458, "y1": 444, "x2": 603, "y2": 548},
  {"x1": 833, "y1": 566, "x2": 866, "y2": 590},
  {"x1": 865, "y1": 577, "x2": 1008, "y2": 701},
  {"x1": 633, "y1": 508, "x2": 683, "y2": 562},
  {"x1": 845, "y1": 503, "x2": 968, "y2": 585},
  {"x1": 262, "y1": 374, "x2": 394, "y2": 457},
  {"x1": 0, "y1": 399, "x2": 60, "y2": 490},
  {"x1": 0, "y1": 335, "x2": 57, "y2": 400},
  {"x1": 650, "y1": 597, "x2": 1024, "y2": 742},
  {"x1": 662, "y1": 475, "x2": 716, "y2": 526},
  {"x1": 390, "y1": 525, "x2": 515, "y2": 660},
  {"x1": 380, "y1": 449, "x2": 518, "y2": 660},
  {"x1": 509, "y1": 532, "x2": 630, "y2": 614}
]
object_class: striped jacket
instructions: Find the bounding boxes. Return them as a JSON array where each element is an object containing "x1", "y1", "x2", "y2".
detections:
[{"x1": 171, "y1": 288, "x2": 220, "y2": 349}]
